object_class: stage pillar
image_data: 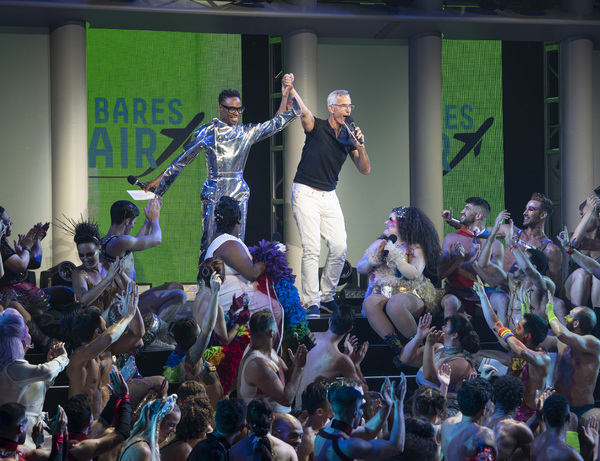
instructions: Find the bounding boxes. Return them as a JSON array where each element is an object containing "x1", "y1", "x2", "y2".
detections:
[
  {"x1": 560, "y1": 36, "x2": 593, "y2": 229},
  {"x1": 409, "y1": 32, "x2": 444, "y2": 239},
  {"x1": 283, "y1": 30, "x2": 318, "y2": 288},
  {"x1": 50, "y1": 22, "x2": 88, "y2": 265}
]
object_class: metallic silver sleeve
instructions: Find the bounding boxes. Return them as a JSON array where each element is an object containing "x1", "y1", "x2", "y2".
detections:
[
  {"x1": 154, "y1": 102, "x2": 299, "y2": 248},
  {"x1": 153, "y1": 123, "x2": 212, "y2": 197}
]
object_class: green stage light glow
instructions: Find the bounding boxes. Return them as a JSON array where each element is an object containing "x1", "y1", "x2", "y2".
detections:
[
  {"x1": 87, "y1": 28, "x2": 241, "y2": 285},
  {"x1": 442, "y1": 40, "x2": 505, "y2": 229}
]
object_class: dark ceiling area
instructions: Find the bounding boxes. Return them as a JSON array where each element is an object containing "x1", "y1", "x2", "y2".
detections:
[{"x1": 1, "y1": 0, "x2": 600, "y2": 44}]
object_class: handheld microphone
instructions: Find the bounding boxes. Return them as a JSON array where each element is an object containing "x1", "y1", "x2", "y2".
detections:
[
  {"x1": 127, "y1": 175, "x2": 148, "y2": 190},
  {"x1": 381, "y1": 234, "x2": 398, "y2": 261},
  {"x1": 344, "y1": 115, "x2": 364, "y2": 145}
]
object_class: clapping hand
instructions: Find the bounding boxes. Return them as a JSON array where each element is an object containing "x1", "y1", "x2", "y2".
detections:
[
  {"x1": 288, "y1": 344, "x2": 307, "y2": 368},
  {"x1": 416, "y1": 313, "x2": 432, "y2": 341},
  {"x1": 392, "y1": 373, "x2": 407, "y2": 404},
  {"x1": 425, "y1": 328, "x2": 444, "y2": 346},
  {"x1": 380, "y1": 377, "x2": 393, "y2": 409},
  {"x1": 493, "y1": 210, "x2": 510, "y2": 233},
  {"x1": 115, "y1": 281, "x2": 138, "y2": 318},
  {"x1": 437, "y1": 363, "x2": 452, "y2": 388}
]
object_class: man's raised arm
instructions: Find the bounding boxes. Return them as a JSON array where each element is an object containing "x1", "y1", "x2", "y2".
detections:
[
  {"x1": 558, "y1": 226, "x2": 600, "y2": 280},
  {"x1": 546, "y1": 290, "x2": 599, "y2": 353}
]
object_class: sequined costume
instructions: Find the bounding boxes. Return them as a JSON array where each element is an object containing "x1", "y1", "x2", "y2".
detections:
[
  {"x1": 82, "y1": 272, "x2": 120, "y2": 313},
  {"x1": 154, "y1": 102, "x2": 300, "y2": 249},
  {"x1": 362, "y1": 240, "x2": 437, "y2": 312}
]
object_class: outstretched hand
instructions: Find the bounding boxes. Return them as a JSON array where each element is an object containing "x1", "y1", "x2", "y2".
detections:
[{"x1": 583, "y1": 415, "x2": 599, "y2": 447}]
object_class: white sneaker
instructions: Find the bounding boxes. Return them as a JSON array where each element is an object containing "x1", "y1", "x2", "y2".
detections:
[{"x1": 145, "y1": 339, "x2": 176, "y2": 351}]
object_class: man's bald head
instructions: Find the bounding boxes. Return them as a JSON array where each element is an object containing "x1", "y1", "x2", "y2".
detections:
[{"x1": 271, "y1": 413, "x2": 303, "y2": 451}]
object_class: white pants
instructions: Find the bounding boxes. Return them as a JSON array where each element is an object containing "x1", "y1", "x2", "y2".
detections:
[{"x1": 291, "y1": 182, "x2": 347, "y2": 307}]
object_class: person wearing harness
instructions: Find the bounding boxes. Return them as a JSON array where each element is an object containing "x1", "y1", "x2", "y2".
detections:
[
  {"x1": 473, "y1": 213, "x2": 566, "y2": 329},
  {"x1": 100, "y1": 199, "x2": 187, "y2": 349},
  {"x1": 439, "y1": 197, "x2": 504, "y2": 317},
  {"x1": 474, "y1": 278, "x2": 550, "y2": 423},
  {"x1": 443, "y1": 192, "x2": 562, "y2": 293},
  {"x1": 314, "y1": 375, "x2": 406, "y2": 460}
]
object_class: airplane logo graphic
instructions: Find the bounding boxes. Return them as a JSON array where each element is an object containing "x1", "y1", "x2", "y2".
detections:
[{"x1": 443, "y1": 117, "x2": 494, "y2": 176}]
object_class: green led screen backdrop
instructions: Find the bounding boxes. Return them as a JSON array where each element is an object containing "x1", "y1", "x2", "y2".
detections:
[
  {"x1": 442, "y1": 40, "x2": 505, "y2": 227},
  {"x1": 87, "y1": 29, "x2": 241, "y2": 285}
]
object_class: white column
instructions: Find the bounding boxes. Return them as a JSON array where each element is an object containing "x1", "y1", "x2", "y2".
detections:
[
  {"x1": 283, "y1": 30, "x2": 318, "y2": 287},
  {"x1": 409, "y1": 32, "x2": 444, "y2": 239},
  {"x1": 560, "y1": 37, "x2": 593, "y2": 229},
  {"x1": 50, "y1": 22, "x2": 88, "y2": 265}
]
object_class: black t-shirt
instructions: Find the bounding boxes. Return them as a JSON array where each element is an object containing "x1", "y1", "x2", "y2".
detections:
[
  {"x1": 0, "y1": 239, "x2": 22, "y2": 286},
  {"x1": 293, "y1": 117, "x2": 354, "y2": 191}
]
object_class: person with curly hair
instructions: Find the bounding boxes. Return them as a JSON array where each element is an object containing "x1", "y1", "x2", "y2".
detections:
[
  {"x1": 441, "y1": 377, "x2": 496, "y2": 460},
  {"x1": 205, "y1": 196, "x2": 283, "y2": 330},
  {"x1": 401, "y1": 313, "x2": 480, "y2": 392},
  {"x1": 160, "y1": 395, "x2": 214, "y2": 461},
  {"x1": 482, "y1": 375, "x2": 534, "y2": 461},
  {"x1": 230, "y1": 398, "x2": 299, "y2": 460},
  {"x1": 118, "y1": 395, "x2": 178, "y2": 461},
  {"x1": 357, "y1": 206, "x2": 441, "y2": 367}
]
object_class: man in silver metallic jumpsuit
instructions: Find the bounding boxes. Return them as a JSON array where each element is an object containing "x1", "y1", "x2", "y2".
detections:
[{"x1": 145, "y1": 74, "x2": 300, "y2": 252}]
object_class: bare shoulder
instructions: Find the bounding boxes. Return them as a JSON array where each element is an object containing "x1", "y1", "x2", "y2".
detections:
[{"x1": 442, "y1": 232, "x2": 459, "y2": 244}]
